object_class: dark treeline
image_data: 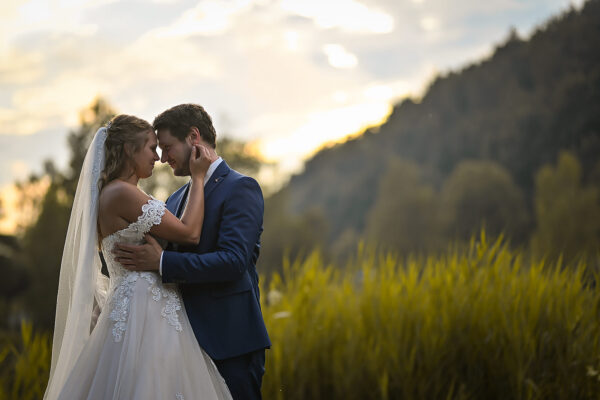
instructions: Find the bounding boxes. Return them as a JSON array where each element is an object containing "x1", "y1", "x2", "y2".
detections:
[{"x1": 258, "y1": 0, "x2": 600, "y2": 275}]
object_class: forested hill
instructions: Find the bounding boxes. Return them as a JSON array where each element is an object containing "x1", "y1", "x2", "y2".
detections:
[{"x1": 275, "y1": 0, "x2": 600, "y2": 245}]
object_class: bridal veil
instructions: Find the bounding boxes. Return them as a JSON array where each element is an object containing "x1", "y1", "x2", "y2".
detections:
[{"x1": 44, "y1": 126, "x2": 110, "y2": 399}]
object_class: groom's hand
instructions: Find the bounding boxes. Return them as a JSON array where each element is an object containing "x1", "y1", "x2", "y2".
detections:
[{"x1": 114, "y1": 235, "x2": 162, "y2": 272}]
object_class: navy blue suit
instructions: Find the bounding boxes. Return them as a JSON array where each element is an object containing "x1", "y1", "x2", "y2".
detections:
[{"x1": 162, "y1": 160, "x2": 270, "y2": 399}]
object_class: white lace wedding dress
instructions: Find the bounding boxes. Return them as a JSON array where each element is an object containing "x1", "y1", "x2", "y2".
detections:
[{"x1": 54, "y1": 198, "x2": 232, "y2": 400}]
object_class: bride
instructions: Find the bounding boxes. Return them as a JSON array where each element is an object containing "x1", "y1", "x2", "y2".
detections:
[{"x1": 44, "y1": 115, "x2": 232, "y2": 399}]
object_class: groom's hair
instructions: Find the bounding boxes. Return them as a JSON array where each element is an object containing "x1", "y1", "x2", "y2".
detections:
[{"x1": 153, "y1": 104, "x2": 216, "y2": 148}]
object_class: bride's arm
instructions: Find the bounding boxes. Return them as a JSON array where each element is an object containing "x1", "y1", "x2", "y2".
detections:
[
  {"x1": 110, "y1": 146, "x2": 210, "y2": 245},
  {"x1": 149, "y1": 177, "x2": 205, "y2": 245}
]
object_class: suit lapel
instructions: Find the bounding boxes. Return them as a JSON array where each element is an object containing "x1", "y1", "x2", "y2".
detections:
[
  {"x1": 166, "y1": 162, "x2": 230, "y2": 252},
  {"x1": 204, "y1": 160, "x2": 230, "y2": 199},
  {"x1": 170, "y1": 160, "x2": 229, "y2": 218},
  {"x1": 165, "y1": 183, "x2": 189, "y2": 252},
  {"x1": 174, "y1": 182, "x2": 191, "y2": 218}
]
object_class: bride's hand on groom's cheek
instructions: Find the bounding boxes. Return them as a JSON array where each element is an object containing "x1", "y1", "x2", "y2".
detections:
[{"x1": 113, "y1": 235, "x2": 162, "y2": 272}]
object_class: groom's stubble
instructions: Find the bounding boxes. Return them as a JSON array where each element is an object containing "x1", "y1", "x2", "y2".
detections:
[
  {"x1": 157, "y1": 128, "x2": 194, "y2": 177},
  {"x1": 178, "y1": 144, "x2": 193, "y2": 177}
]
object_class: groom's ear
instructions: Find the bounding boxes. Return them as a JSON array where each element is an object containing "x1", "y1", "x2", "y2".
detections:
[{"x1": 187, "y1": 126, "x2": 201, "y2": 146}]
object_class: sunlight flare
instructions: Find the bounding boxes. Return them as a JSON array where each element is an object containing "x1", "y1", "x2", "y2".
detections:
[{"x1": 256, "y1": 101, "x2": 392, "y2": 165}]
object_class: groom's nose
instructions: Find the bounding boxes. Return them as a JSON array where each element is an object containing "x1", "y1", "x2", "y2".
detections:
[{"x1": 160, "y1": 152, "x2": 167, "y2": 163}]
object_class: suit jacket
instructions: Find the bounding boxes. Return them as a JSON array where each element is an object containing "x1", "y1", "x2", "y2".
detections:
[{"x1": 161, "y1": 160, "x2": 271, "y2": 360}]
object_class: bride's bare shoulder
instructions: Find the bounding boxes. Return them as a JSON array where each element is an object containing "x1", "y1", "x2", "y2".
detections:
[{"x1": 99, "y1": 181, "x2": 148, "y2": 210}]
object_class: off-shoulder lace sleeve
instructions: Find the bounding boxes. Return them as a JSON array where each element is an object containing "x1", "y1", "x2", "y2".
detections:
[{"x1": 130, "y1": 197, "x2": 166, "y2": 235}]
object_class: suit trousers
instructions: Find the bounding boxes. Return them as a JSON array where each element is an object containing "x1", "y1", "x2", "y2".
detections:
[{"x1": 213, "y1": 349, "x2": 266, "y2": 400}]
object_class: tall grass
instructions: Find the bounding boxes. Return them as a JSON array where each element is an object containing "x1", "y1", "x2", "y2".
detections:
[
  {"x1": 262, "y1": 235, "x2": 600, "y2": 399},
  {"x1": 0, "y1": 322, "x2": 50, "y2": 400},
  {"x1": 2, "y1": 235, "x2": 599, "y2": 399}
]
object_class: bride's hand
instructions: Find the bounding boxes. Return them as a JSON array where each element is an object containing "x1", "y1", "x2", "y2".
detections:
[{"x1": 190, "y1": 145, "x2": 211, "y2": 180}]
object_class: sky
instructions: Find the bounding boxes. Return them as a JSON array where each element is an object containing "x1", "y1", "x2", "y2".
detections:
[{"x1": 0, "y1": 0, "x2": 585, "y2": 211}]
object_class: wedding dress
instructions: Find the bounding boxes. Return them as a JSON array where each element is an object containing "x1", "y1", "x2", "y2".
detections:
[
  {"x1": 54, "y1": 198, "x2": 232, "y2": 400},
  {"x1": 44, "y1": 126, "x2": 231, "y2": 400}
]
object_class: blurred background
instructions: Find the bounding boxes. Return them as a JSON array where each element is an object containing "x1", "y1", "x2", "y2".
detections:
[{"x1": 1, "y1": 0, "x2": 599, "y2": 398}]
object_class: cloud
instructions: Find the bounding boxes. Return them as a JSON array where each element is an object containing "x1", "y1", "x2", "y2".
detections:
[
  {"x1": 323, "y1": 44, "x2": 358, "y2": 69},
  {"x1": 0, "y1": 0, "x2": 582, "y2": 190},
  {"x1": 283, "y1": 31, "x2": 301, "y2": 51},
  {"x1": 0, "y1": 71, "x2": 109, "y2": 135},
  {"x1": 0, "y1": 22, "x2": 223, "y2": 135},
  {"x1": 0, "y1": 49, "x2": 44, "y2": 85},
  {"x1": 151, "y1": 0, "x2": 254, "y2": 38},
  {"x1": 2, "y1": 0, "x2": 98, "y2": 45},
  {"x1": 280, "y1": 0, "x2": 394, "y2": 34},
  {"x1": 0, "y1": 107, "x2": 58, "y2": 136},
  {"x1": 420, "y1": 16, "x2": 441, "y2": 31}
]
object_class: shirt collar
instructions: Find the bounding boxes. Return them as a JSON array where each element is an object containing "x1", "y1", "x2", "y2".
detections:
[{"x1": 203, "y1": 157, "x2": 223, "y2": 186}]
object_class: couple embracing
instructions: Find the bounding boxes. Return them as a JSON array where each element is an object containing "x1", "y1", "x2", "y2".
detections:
[{"x1": 44, "y1": 104, "x2": 271, "y2": 400}]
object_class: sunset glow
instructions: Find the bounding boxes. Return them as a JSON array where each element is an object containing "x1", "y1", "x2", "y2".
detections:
[{"x1": 0, "y1": 0, "x2": 584, "y2": 233}]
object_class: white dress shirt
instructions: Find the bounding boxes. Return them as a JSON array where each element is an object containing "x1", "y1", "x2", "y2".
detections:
[{"x1": 159, "y1": 157, "x2": 223, "y2": 275}]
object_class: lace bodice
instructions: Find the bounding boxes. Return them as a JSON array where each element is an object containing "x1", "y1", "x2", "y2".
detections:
[
  {"x1": 100, "y1": 197, "x2": 183, "y2": 342},
  {"x1": 101, "y1": 197, "x2": 165, "y2": 281}
]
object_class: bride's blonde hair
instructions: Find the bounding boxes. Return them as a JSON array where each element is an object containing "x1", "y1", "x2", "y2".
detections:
[{"x1": 99, "y1": 114, "x2": 153, "y2": 190}]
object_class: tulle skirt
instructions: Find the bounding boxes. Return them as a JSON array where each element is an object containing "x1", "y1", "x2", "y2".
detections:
[{"x1": 55, "y1": 274, "x2": 231, "y2": 400}]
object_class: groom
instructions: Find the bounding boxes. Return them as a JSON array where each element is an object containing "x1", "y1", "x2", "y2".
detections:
[{"x1": 114, "y1": 103, "x2": 271, "y2": 399}]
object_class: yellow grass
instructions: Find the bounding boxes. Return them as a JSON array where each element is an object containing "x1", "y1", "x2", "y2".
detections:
[
  {"x1": 2, "y1": 235, "x2": 599, "y2": 399},
  {"x1": 262, "y1": 235, "x2": 600, "y2": 399}
]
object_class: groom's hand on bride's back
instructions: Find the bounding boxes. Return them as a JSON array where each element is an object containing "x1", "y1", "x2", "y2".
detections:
[{"x1": 114, "y1": 235, "x2": 162, "y2": 272}]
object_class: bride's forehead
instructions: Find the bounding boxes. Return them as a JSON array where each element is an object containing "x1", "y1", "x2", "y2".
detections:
[{"x1": 146, "y1": 130, "x2": 157, "y2": 143}]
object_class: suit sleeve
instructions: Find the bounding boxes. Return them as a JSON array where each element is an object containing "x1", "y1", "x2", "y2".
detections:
[{"x1": 161, "y1": 177, "x2": 263, "y2": 284}]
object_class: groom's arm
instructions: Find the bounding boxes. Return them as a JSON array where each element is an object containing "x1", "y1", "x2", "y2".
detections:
[{"x1": 162, "y1": 177, "x2": 263, "y2": 284}]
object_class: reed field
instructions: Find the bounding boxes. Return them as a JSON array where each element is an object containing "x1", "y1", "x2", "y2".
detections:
[
  {"x1": 2, "y1": 235, "x2": 600, "y2": 399},
  {"x1": 262, "y1": 236, "x2": 600, "y2": 400}
]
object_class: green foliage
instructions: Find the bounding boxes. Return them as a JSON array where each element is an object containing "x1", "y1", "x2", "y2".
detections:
[
  {"x1": 281, "y1": 1, "x2": 600, "y2": 250},
  {"x1": 366, "y1": 159, "x2": 443, "y2": 253},
  {"x1": 258, "y1": 191, "x2": 329, "y2": 277},
  {"x1": 0, "y1": 237, "x2": 28, "y2": 330},
  {"x1": 441, "y1": 160, "x2": 529, "y2": 242},
  {"x1": 262, "y1": 236, "x2": 600, "y2": 399},
  {"x1": 216, "y1": 137, "x2": 262, "y2": 177},
  {"x1": 20, "y1": 185, "x2": 71, "y2": 328},
  {"x1": 0, "y1": 322, "x2": 51, "y2": 400},
  {"x1": 531, "y1": 151, "x2": 600, "y2": 262}
]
